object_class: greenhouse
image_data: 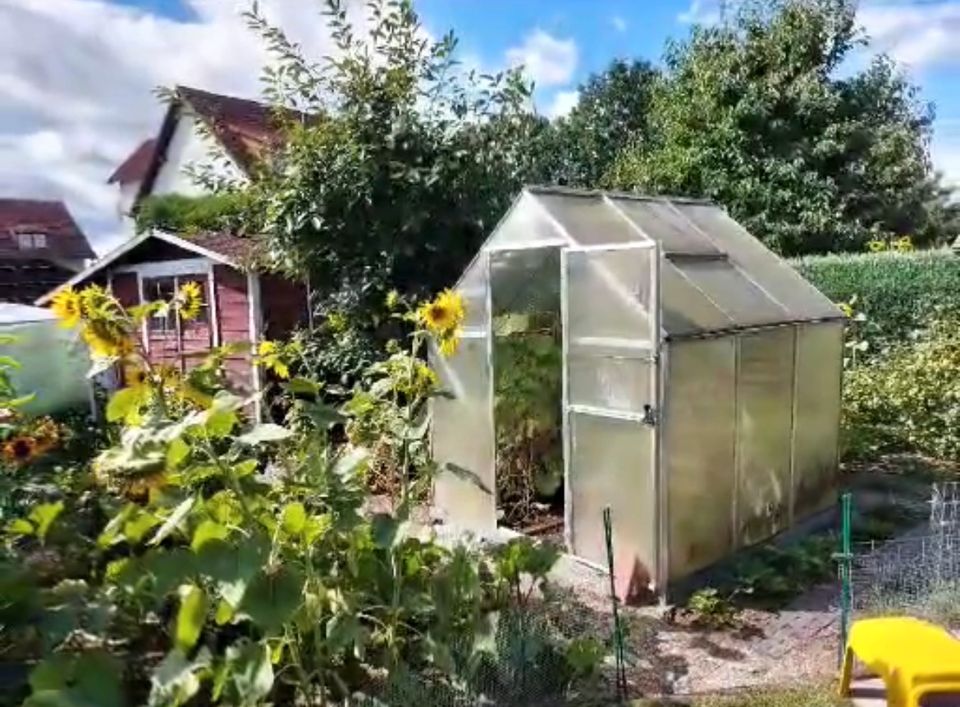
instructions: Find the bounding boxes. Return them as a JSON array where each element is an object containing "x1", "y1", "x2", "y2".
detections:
[{"x1": 432, "y1": 186, "x2": 845, "y2": 596}]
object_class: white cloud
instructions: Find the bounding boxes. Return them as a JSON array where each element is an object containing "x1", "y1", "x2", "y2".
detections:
[
  {"x1": 505, "y1": 29, "x2": 578, "y2": 88},
  {"x1": 677, "y1": 0, "x2": 723, "y2": 25},
  {"x1": 611, "y1": 15, "x2": 627, "y2": 33},
  {"x1": 0, "y1": 0, "x2": 352, "y2": 253},
  {"x1": 858, "y1": 1, "x2": 960, "y2": 69},
  {"x1": 545, "y1": 90, "x2": 580, "y2": 119}
]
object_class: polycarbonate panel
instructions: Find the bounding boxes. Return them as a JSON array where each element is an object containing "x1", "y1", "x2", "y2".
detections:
[
  {"x1": 569, "y1": 411, "x2": 656, "y2": 579},
  {"x1": 673, "y1": 259, "x2": 788, "y2": 328},
  {"x1": 484, "y1": 191, "x2": 568, "y2": 251},
  {"x1": 609, "y1": 198, "x2": 722, "y2": 255},
  {"x1": 736, "y1": 328, "x2": 796, "y2": 546},
  {"x1": 432, "y1": 335, "x2": 496, "y2": 532},
  {"x1": 791, "y1": 323, "x2": 842, "y2": 517},
  {"x1": 489, "y1": 247, "x2": 561, "y2": 317},
  {"x1": 457, "y1": 254, "x2": 489, "y2": 333},
  {"x1": 664, "y1": 338, "x2": 737, "y2": 579},
  {"x1": 565, "y1": 246, "x2": 655, "y2": 344},
  {"x1": 567, "y1": 353, "x2": 652, "y2": 412},
  {"x1": 660, "y1": 259, "x2": 734, "y2": 336},
  {"x1": 673, "y1": 204, "x2": 842, "y2": 320},
  {"x1": 534, "y1": 192, "x2": 651, "y2": 246}
]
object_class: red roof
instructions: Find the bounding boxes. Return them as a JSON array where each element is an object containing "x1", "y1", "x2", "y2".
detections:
[
  {"x1": 176, "y1": 86, "x2": 297, "y2": 173},
  {"x1": 186, "y1": 231, "x2": 258, "y2": 263},
  {"x1": 0, "y1": 199, "x2": 95, "y2": 260},
  {"x1": 108, "y1": 138, "x2": 158, "y2": 185}
]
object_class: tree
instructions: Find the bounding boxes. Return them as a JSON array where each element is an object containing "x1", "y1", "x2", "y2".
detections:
[
  {"x1": 607, "y1": 0, "x2": 959, "y2": 255},
  {"x1": 543, "y1": 59, "x2": 659, "y2": 187},
  {"x1": 242, "y1": 0, "x2": 541, "y2": 305}
]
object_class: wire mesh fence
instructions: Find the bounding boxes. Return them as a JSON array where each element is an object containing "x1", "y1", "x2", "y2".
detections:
[{"x1": 851, "y1": 482, "x2": 960, "y2": 628}]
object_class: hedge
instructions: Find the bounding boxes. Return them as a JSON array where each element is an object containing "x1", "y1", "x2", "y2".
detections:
[{"x1": 792, "y1": 249, "x2": 960, "y2": 349}]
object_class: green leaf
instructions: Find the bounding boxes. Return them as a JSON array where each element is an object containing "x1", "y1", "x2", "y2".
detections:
[
  {"x1": 238, "y1": 567, "x2": 304, "y2": 632},
  {"x1": 371, "y1": 513, "x2": 400, "y2": 549},
  {"x1": 175, "y1": 584, "x2": 208, "y2": 652},
  {"x1": 148, "y1": 648, "x2": 211, "y2": 707},
  {"x1": 214, "y1": 599, "x2": 235, "y2": 626},
  {"x1": 219, "y1": 641, "x2": 274, "y2": 706},
  {"x1": 237, "y1": 423, "x2": 292, "y2": 445},
  {"x1": 150, "y1": 496, "x2": 196, "y2": 546},
  {"x1": 232, "y1": 459, "x2": 258, "y2": 479},
  {"x1": 281, "y1": 502, "x2": 306, "y2": 536},
  {"x1": 166, "y1": 437, "x2": 191, "y2": 468},
  {"x1": 7, "y1": 517, "x2": 34, "y2": 536},
  {"x1": 98, "y1": 505, "x2": 135, "y2": 547},
  {"x1": 29, "y1": 501, "x2": 64, "y2": 543},
  {"x1": 285, "y1": 377, "x2": 321, "y2": 395},
  {"x1": 26, "y1": 651, "x2": 124, "y2": 707},
  {"x1": 333, "y1": 446, "x2": 369, "y2": 478},
  {"x1": 191, "y1": 519, "x2": 229, "y2": 552},
  {"x1": 123, "y1": 508, "x2": 160, "y2": 544},
  {"x1": 205, "y1": 407, "x2": 237, "y2": 438},
  {"x1": 106, "y1": 386, "x2": 143, "y2": 423}
]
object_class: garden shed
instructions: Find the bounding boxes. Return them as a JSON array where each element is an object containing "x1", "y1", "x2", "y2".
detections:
[
  {"x1": 36, "y1": 229, "x2": 310, "y2": 419},
  {"x1": 432, "y1": 186, "x2": 845, "y2": 596}
]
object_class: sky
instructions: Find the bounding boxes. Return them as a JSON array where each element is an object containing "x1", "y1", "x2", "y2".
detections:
[{"x1": 2, "y1": 0, "x2": 960, "y2": 254}]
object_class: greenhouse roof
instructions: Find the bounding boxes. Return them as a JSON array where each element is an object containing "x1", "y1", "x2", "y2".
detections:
[{"x1": 479, "y1": 187, "x2": 843, "y2": 338}]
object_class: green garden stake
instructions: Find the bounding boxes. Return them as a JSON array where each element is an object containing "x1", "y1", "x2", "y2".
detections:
[
  {"x1": 836, "y1": 492, "x2": 854, "y2": 666},
  {"x1": 603, "y1": 506, "x2": 628, "y2": 700}
]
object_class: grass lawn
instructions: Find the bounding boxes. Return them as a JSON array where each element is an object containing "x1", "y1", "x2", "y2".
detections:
[{"x1": 633, "y1": 685, "x2": 851, "y2": 706}]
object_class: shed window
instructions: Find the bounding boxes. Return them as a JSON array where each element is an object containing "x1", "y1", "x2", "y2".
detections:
[
  {"x1": 143, "y1": 275, "x2": 209, "y2": 332},
  {"x1": 16, "y1": 233, "x2": 47, "y2": 249}
]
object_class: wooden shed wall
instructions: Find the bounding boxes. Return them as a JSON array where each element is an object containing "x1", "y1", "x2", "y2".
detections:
[{"x1": 212, "y1": 265, "x2": 254, "y2": 393}]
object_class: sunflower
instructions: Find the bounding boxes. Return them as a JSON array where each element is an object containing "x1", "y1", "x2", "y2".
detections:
[
  {"x1": 3, "y1": 436, "x2": 37, "y2": 465},
  {"x1": 417, "y1": 290, "x2": 464, "y2": 336},
  {"x1": 178, "y1": 281, "x2": 204, "y2": 321},
  {"x1": 124, "y1": 365, "x2": 150, "y2": 390},
  {"x1": 438, "y1": 335, "x2": 460, "y2": 357},
  {"x1": 82, "y1": 322, "x2": 131, "y2": 359},
  {"x1": 50, "y1": 288, "x2": 82, "y2": 329}
]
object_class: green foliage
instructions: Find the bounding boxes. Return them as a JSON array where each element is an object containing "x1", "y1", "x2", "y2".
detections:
[
  {"x1": 239, "y1": 0, "x2": 542, "y2": 322},
  {"x1": 1, "y1": 288, "x2": 594, "y2": 706},
  {"x1": 133, "y1": 193, "x2": 250, "y2": 237},
  {"x1": 730, "y1": 535, "x2": 836, "y2": 603},
  {"x1": 539, "y1": 59, "x2": 659, "y2": 187},
  {"x1": 684, "y1": 588, "x2": 739, "y2": 628},
  {"x1": 608, "y1": 0, "x2": 959, "y2": 255},
  {"x1": 843, "y1": 315, "x2": 960, "y2": 459},
  {"x1": 493, "y1": 313, "x2": 563, "y2": 527},
  {"x1": 794, "y1": 249, "x2": 960, "y2": 353}
]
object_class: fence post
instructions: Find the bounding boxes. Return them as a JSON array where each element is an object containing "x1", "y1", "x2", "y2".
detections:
[
  {"x1": 836, "y1": 492, "x2": 854, "y2": 666},
  {"x1": 603, "y1": 506, "x2": 628, "y2": 701}
]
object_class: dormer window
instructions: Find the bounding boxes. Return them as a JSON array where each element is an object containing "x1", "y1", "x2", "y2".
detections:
[{"x1": 16, "y1": 233, "x2": 47, "y2": 250}]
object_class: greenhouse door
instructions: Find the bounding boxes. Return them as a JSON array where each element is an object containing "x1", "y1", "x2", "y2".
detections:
[{"x1": 561, "y1": 242, "x2": 661, "y2": 590}]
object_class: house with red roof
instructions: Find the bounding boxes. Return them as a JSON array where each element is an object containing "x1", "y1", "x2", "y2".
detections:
[
  {"x1": 108, "y1": 86, "x2": 297, "y2": 228},
  {"x1": 0, "y1": 198, "x2": 95, "y2": 304}
]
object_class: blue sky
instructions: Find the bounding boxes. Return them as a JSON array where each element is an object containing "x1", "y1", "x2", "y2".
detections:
[{"x1": 2, "y1": 0, "x2": 959, "y2": 251}]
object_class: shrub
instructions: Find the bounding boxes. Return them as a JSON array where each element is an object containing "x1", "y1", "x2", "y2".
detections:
[
  {"x1": 2, "y1": 285, "x2": 597, "y2": 706},
  {"x1": 793, "y1": 249, "x2": 960, "y2": 353},
  {"x1": 843, "y1": 316, "x2": 960, "y2": 459}
]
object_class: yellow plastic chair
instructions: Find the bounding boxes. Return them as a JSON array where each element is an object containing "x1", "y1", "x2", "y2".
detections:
[{"x1": 840, "y1": 617, "x2": 960, "y2": 707}]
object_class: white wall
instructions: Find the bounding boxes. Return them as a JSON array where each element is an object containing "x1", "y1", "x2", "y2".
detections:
[{"x1": 150, "y1": 112, "x2": 245, "y2": 198}]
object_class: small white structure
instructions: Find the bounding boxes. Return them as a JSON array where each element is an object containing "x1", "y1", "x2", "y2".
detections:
[
  {"x1": 432, "y1": 187, "x2": 845, "y2": 595},
  {"x1": 0, "y1": 304, "x2": 91, "y2": 415}
]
